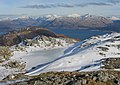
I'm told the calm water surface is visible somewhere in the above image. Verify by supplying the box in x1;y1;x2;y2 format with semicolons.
51;29;111;40
0;28;111;40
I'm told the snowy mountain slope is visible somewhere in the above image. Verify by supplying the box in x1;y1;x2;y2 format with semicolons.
0;36;76;81
25;32;120;76
11;36;76;69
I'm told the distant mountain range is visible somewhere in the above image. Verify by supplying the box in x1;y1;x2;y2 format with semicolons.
0;14;120;32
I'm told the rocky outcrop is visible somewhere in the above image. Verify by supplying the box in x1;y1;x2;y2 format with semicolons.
102;58;120;69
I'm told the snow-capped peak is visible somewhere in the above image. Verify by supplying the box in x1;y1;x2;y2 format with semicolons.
111;16;120;20
18;15;30;20
45;14;60;18
45;14;61;20
68;14;81;17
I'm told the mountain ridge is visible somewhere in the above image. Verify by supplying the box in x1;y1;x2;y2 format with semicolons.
0;14;120;32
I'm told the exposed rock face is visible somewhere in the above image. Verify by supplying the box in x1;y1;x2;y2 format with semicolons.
0;27;58;46
102;58;120;69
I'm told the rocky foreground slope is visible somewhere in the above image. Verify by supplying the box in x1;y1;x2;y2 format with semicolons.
1;58;120;85
2;58;120;85
4;70;120;85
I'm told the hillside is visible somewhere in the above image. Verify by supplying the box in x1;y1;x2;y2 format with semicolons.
0;27;71;46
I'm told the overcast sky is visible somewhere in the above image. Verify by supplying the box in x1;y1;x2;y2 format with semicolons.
0;0;120;16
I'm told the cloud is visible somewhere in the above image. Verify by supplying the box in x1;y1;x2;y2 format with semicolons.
21;4;76;9
88;3;112;6
22;4;53;9
21;2;112;9
107;0;120;4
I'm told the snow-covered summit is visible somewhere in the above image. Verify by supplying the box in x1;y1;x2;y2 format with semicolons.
26;32;120;76
111;16;120;20
44;14;61;20
17;15;31;20
81;14;104;20
19;15;29;19
68;14;81;17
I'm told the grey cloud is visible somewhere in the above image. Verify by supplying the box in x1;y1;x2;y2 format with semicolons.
57;4;74;8
21;2;112;9
22;4;54;8
21;4;75;9
108;0;120;4
88;3;112;6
